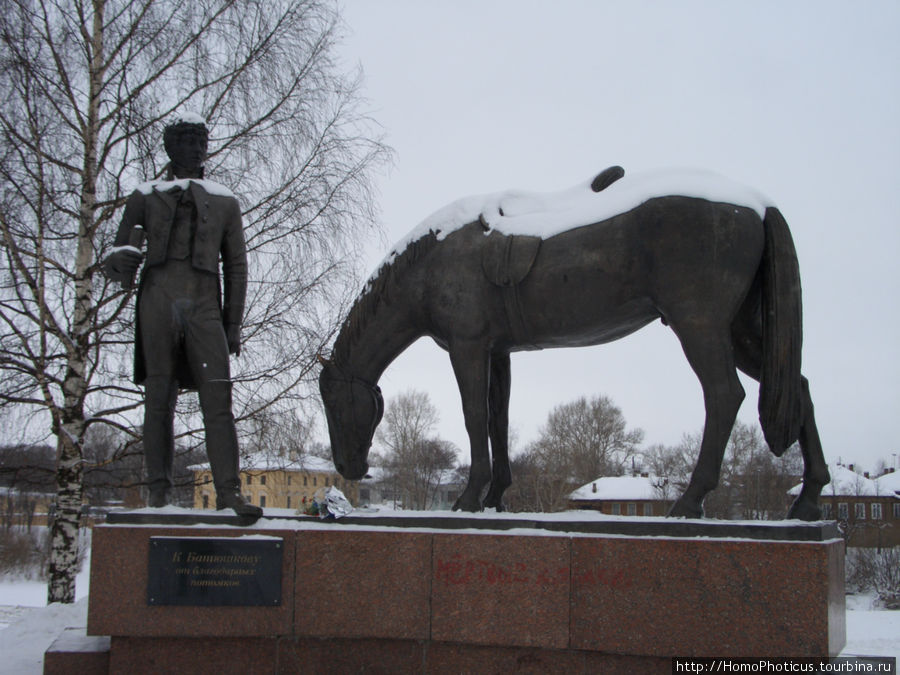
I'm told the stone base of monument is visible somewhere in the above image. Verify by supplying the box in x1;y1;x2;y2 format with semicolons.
43;628;110;675
48;510;845;674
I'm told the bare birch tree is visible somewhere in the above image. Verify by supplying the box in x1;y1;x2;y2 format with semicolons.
0;0;389;602
501;395;643;512
651;422;802;519
376;390;458;510
529;395;644;487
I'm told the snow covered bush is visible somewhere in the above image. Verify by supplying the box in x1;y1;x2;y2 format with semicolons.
0;527;88;582
846;547;900;609
0;529;47;580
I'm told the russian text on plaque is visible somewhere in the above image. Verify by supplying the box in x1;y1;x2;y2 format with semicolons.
147;536;283;606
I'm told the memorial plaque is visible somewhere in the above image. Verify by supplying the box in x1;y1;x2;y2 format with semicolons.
147;536;283;606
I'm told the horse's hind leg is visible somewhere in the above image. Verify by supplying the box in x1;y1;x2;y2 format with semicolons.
787;378;829;520
484;353;512;510
668;325;745;518
731;309;830;520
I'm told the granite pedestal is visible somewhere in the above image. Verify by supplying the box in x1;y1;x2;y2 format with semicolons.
49;511;845;674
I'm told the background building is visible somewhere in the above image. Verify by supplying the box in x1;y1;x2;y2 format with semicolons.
789;464;899;548
357;466;464;511
190;454;358;511
567;474;673;516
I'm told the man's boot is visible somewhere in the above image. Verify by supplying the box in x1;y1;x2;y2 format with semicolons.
148;488;170;508
216;489;262;518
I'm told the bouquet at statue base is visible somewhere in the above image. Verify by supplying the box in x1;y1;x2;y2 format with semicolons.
301;486;353;519
322;486;353;518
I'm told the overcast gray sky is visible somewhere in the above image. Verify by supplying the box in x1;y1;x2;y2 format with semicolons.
335;0;900;473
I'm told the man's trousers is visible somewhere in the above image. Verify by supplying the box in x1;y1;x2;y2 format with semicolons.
138;261;240;496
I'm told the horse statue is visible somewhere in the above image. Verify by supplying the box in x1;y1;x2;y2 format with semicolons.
319;166;830;520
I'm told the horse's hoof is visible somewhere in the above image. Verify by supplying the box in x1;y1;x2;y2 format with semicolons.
452;496;481;513
667;498;703;519
787;499;822;521
483;499;505;512
482;492;506;512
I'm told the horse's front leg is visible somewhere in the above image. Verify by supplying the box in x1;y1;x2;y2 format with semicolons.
448;340;492;512
483;352;512;511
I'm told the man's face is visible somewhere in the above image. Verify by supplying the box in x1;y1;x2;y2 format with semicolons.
168;129;208;174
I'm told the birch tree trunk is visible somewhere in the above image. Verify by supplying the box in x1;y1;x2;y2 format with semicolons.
45;0;106;604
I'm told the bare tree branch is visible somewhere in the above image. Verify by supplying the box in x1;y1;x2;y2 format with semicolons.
0;0;391;602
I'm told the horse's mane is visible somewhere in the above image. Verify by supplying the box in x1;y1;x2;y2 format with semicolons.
331;231;442;366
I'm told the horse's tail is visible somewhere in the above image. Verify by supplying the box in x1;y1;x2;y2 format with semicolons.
758;206;803;456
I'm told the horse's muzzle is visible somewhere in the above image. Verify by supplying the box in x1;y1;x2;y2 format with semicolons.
336;459;369;481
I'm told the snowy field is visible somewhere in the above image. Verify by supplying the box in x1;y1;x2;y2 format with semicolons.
0;552;896;674
0;557;91;675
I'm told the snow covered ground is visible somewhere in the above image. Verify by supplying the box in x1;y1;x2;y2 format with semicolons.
0;559;91;675
844;593;900;662
0;551;895;674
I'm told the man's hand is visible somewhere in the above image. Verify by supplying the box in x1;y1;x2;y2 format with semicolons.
226;323;241;357
103;248;143;287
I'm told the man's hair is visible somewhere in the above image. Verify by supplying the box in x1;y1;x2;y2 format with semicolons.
162;120;209;160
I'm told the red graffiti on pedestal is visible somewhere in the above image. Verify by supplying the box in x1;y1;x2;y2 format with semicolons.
435;554;631;589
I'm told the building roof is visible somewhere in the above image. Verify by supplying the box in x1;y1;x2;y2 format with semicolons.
568;475;668;502
787;463;890;498
875;469;900;495
360;466;464;487
189;453;337;474
360;466;387;483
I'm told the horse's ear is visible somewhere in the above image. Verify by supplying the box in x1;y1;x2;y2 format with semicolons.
591;165;625;193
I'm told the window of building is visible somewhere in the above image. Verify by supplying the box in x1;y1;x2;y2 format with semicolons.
611;503;621;515
821;503;832;519
287;496;291;508
260;475;266;486
854;503;866;520
303;476;308;487
313;476;317;487
325;477;330;487
627;503;637;516
202;494;209;509
838;503;848;520
871;503;882;520
260;495;266;508
894;503;900;519
288;475;292;486
643;503;653;516
247;475;252;485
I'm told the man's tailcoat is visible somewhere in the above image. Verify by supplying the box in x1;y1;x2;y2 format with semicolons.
112;179;247;388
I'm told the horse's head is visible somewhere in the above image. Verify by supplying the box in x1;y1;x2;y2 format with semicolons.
319;361;383;481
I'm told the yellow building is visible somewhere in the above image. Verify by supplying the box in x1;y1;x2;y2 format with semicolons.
190;455;358;511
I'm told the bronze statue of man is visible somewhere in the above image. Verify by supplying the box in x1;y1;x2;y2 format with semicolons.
105;113;261;517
